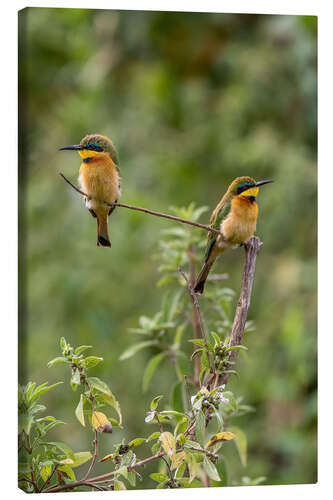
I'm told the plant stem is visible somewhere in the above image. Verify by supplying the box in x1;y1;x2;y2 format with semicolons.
220;237;262;386
179;268;214;376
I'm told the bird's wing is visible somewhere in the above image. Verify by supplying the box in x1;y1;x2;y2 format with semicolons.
204;200;231;261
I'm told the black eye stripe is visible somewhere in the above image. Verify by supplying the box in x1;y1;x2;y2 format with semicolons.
85;143;103;152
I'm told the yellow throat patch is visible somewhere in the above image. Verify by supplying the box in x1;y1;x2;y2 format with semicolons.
241;186;259;197
78;149;101;159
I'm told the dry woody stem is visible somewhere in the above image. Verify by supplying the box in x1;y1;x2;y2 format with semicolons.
220;236;262;385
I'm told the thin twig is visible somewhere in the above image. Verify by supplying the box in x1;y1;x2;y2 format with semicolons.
178;268;214;376
83;430;98;480
60;173;222;236
220;236;262;386
161;455;176;486
188;247;201;387
39;464;58;492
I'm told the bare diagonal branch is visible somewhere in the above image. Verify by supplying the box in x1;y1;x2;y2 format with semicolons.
60;173;222;236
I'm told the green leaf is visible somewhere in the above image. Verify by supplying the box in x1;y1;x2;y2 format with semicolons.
60;337;67;351
191;348;205;360
146;431;160;442
127;471;136;487
210;332;221;346
70;370;80;390
150;395;163;410
171;381;184;413
119;340;158;361
84;356;103;368
229;426;247;467
29;382;63;404
75;394;85;427
226;345;248;352
195;410;205;447
188;339;206;347
48;442;75;460
74;345;92;355
211;455;228;487
114;479;126;490
150;473;169;483
57;465;76;481
203;456;221;481
69;451;92;468
97;390;122;426
128;438;145;448
160;410;187;419
18;415;34;435
47;357;68;367
87;377;111;395
40;465;52;482
143;353;167;392
177;478;205;488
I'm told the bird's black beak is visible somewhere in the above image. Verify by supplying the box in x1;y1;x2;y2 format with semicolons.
255;179;274;187
59;144;83;151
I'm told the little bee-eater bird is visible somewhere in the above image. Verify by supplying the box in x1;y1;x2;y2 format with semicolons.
60;134;121;247
193;176;273;294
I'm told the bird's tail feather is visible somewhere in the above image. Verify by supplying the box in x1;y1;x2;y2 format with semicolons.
97;215;111;248
193;260;215;294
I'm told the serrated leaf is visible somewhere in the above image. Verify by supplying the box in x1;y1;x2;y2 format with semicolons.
143;353;167;392
205;431;236;448
195;410;205;447
75;394;85;427
203;456;220;481
119;340;158;361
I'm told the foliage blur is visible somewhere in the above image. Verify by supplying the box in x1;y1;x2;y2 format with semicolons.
19;8;317;487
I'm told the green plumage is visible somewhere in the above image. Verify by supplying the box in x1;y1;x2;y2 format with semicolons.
204;201;231;262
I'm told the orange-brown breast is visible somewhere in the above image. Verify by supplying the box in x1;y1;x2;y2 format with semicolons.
221;196;258;245
78;153;120;204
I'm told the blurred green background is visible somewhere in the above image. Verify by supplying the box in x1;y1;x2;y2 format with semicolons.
18;8;317;487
